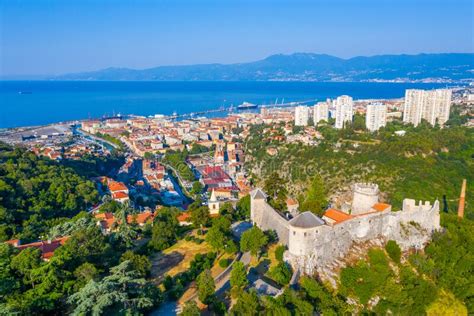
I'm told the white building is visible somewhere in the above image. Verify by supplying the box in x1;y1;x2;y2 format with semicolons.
334;95;353;129
294;106;309;126
313;102;329;125
366;102;387;132
403;89;452;127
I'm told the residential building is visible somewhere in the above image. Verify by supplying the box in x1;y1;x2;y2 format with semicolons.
313;102;329;125
294;106;309;126
335;95;353;129
403;89;452;127
365;102;387;132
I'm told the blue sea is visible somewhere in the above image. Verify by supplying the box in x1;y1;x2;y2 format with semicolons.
0;81;449;128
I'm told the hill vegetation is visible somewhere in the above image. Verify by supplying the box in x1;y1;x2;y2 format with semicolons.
0;143;99;241
244;118;473;217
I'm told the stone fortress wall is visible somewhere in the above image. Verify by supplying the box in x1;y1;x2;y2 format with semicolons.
250;184;441;275
250;190;290;245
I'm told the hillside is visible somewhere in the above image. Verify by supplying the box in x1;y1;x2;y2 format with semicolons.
243;117;473;216
53;53;474;82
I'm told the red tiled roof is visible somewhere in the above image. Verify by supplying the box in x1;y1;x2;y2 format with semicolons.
127;211;155;224
372;203;391;212
177;212;191;222
112;191;129;200
324;208;353;224
108;181;128;192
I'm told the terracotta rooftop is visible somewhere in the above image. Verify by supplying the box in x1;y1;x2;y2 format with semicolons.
372;203;391;212
108;181;128;192
324;208;353;224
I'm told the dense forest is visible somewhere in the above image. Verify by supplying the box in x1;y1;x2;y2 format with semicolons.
0;143;99;241
244;118;473;217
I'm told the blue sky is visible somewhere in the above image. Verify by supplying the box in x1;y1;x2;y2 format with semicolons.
1;0;473;75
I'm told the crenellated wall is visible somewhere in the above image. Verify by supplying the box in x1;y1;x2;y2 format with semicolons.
251;188;441;275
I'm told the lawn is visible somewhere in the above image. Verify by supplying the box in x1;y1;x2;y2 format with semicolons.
150;236;211;283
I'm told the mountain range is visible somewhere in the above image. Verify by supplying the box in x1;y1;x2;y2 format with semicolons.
53;53;474;82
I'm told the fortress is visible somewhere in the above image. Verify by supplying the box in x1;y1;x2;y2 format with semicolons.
250;183;441;275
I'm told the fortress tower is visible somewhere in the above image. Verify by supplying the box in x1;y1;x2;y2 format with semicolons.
288;212;324;256
351;183;379;215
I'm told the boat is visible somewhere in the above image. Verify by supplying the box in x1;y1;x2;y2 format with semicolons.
237;102;258;110
18;91;32;95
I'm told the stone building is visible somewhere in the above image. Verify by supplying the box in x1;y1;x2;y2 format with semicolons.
250;183;440;274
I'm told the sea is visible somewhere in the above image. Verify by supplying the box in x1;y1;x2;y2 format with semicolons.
0;81;451;129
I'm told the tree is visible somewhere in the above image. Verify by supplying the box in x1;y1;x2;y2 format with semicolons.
300;276;349;314
150;208;179;250
181;300;201;316
196;269;215;305
300;174;328;216
190;205;210;233
73;262;99;290
268;262;292;286
10;247;42;287
68;260;160;315
120;250;151;277
264;173;287;211
236;194;251;220
230;261;248;297
385;240;401;263
231;290;261;315
240;226;268;257
0;244;19;298
112;202;139;249
191;181;203;195
205;217;232;253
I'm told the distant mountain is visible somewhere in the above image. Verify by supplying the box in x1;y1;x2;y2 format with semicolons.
53;53;474;82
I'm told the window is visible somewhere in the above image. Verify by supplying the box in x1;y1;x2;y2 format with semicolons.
293;231;296;236
304;232;307;237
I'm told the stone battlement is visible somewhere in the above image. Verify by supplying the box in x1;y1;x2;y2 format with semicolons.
250;185;440;275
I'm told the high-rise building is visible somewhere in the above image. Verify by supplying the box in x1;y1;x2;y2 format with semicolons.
365;102;387;132
403;89;452;127
294;106;309;126
335;95;353;129
313;102;329;125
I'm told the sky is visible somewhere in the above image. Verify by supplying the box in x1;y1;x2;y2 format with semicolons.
1;0;473;76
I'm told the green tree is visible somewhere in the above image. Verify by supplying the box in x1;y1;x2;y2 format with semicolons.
230;261;248;297
196;269;215;305
300;174;328;216
73;262;99;290
10;247;42;288
264;173;287;211
68;260;160;315
190;204;210;233
150;208;179;250
181;300;201;316
120;250;151;277
231;289;261;315
191;181;203;195
240;226;268;257
205;217;232;253
236;194;251;220
268;262;292;286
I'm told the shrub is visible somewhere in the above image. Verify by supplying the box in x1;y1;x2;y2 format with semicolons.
275;245;286;262
385;240;402;263
268;262;292;286
219;258;231;268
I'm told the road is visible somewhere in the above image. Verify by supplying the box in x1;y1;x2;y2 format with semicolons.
152;252;251;315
